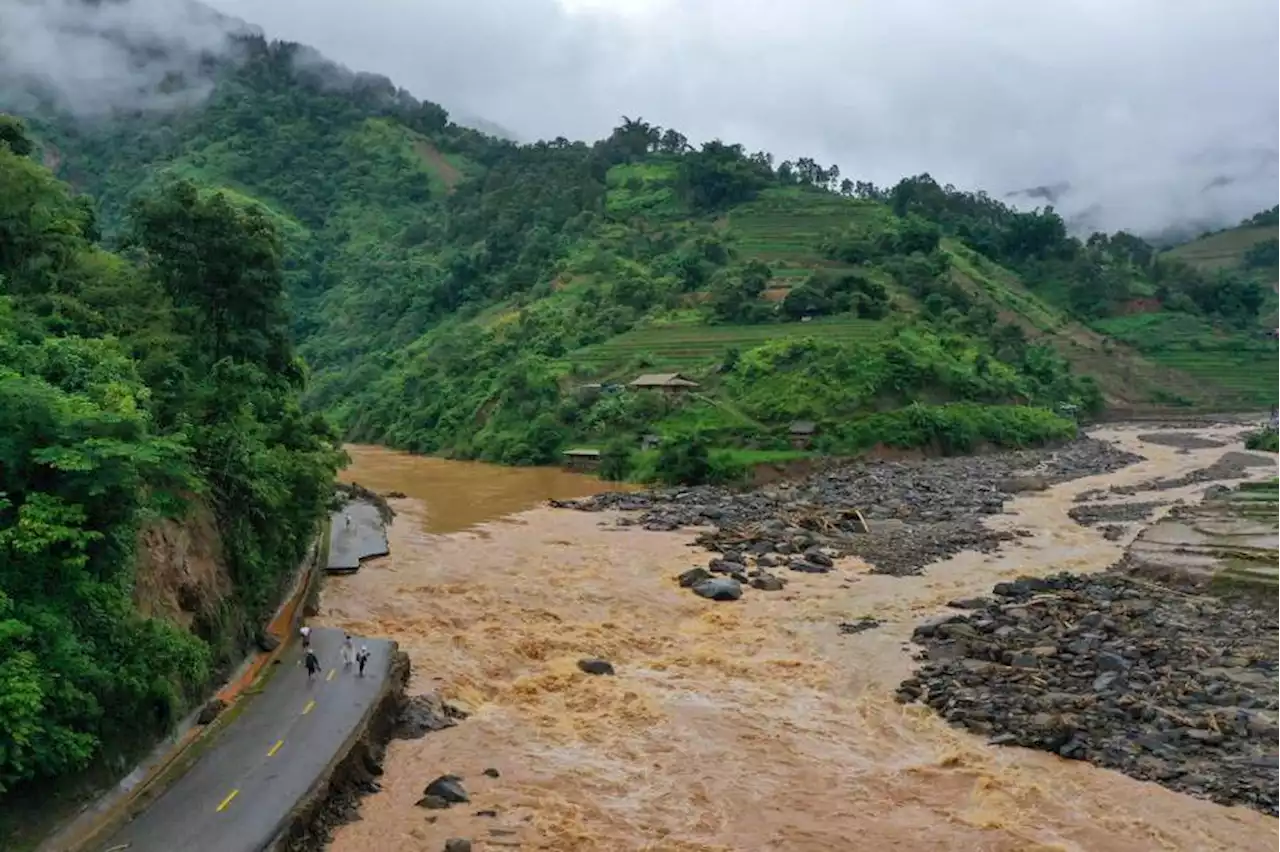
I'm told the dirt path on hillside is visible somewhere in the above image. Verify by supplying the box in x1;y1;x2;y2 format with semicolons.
413;140;462;191
317;428;1277;851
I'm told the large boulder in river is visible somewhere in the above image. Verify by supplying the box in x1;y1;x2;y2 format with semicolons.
577;658;615;676
750;573;786;591
422;774;468;805
691;578;743;601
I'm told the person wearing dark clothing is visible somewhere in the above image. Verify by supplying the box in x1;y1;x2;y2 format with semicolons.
304;649;321;680
356;646;370;677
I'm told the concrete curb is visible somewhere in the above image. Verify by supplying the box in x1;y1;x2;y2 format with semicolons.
42;527;328;852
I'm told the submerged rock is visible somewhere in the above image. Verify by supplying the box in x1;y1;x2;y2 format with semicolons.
422;774;469;805
416;795;451;810
691;578;743;601
750;573;786;591
577;658;615;676
396;693;467;740
677;567;712;588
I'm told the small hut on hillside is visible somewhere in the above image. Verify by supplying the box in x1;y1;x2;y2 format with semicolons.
788;420;818;450
628;373;700;395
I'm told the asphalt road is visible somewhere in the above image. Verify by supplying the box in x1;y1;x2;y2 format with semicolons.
328;501;389;572
101;628;392;852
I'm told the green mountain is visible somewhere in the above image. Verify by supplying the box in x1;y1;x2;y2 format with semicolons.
2;6;1276;840
1085;208;1279;407
5;26;1277;480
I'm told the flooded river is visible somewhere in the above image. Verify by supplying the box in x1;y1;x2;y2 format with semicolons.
320;430;1278;851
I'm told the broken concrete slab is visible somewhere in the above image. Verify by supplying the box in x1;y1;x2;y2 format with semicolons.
328;500;390;574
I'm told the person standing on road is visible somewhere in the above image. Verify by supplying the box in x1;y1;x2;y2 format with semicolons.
356;646;370;677
341;634;355;669
304;648;321;681
300;624;312;649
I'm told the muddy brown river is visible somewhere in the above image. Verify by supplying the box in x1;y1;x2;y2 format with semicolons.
320;430;1278;851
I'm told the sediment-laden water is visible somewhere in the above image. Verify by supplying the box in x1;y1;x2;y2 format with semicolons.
318;427;1278;851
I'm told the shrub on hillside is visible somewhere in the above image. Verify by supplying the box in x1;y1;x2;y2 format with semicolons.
1242;238;1278;271
826;403;1076;456
819;214;940;265
599;439;635;481
1244;428;1278;453
653;434;713;485
707;260;773;324
780;270;890;320
645;434;758;486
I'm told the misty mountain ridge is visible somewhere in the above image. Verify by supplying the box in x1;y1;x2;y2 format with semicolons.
1005;139;1280;243
2;0;1274;239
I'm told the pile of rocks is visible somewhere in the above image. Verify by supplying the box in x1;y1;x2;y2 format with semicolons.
1067;500;1167;527
673;543;837;601
1135;432;1228;450
898;572;1279;815
556;439;1143;576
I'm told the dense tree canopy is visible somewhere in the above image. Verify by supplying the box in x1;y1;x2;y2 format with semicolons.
0;118;340;801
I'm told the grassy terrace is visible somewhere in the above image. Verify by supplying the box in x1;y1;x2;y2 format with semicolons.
1145;350;1278;406
1164;224;1279;271
727;188;884;290
563;314;888;373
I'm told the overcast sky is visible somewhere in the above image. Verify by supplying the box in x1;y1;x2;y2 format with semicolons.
6;0;1278;234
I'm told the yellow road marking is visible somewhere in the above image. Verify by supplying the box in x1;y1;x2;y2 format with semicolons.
326;668;336;682
302;699;316;715
267;739;284;757
216;789;239;812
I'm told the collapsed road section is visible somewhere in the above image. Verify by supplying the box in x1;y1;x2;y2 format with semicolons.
327;483;393;574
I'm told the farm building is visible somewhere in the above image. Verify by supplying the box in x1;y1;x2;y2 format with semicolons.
628;373;700;394
562;449;602;472
788;420;818;449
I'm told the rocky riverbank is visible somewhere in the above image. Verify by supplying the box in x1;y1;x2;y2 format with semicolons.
898;571;1278;816
555;438;1144;578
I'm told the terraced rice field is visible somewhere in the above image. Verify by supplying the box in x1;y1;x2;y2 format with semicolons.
564;315;888;372
1164;224;1278;271
727;189;886;292
1146;348;1279;406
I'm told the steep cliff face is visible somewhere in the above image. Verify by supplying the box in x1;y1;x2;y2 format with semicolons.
133;502;232;632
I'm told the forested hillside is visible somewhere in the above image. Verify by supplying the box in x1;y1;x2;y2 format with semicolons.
1087;206;1280;405
0;116;340;828
6;27;1277;482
